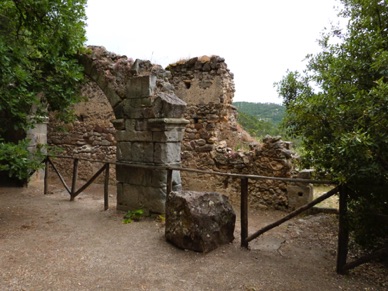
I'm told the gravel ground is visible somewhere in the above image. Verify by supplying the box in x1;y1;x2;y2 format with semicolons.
0;180;386;291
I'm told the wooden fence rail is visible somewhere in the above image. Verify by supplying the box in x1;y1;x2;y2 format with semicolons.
43;155;381;274
244;186;339;245
44;156;110;210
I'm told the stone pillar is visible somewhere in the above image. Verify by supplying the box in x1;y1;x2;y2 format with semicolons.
115;75;188;214
26;116;49;182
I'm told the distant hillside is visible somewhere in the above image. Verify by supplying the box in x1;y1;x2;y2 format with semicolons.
233;102;285;124
232;102;286;138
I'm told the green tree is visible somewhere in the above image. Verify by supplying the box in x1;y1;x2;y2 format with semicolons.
0;0;87;180
235;110;285;139
276;0;387;250
233;102;286;124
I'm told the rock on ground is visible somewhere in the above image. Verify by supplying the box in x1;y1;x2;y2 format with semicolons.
165;190;235;252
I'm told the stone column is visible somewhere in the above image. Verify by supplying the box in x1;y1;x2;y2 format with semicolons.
26;116;49;182
115;75;188;214
116;118;188;214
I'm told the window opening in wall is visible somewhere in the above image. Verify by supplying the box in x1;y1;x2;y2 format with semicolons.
183;80;191;89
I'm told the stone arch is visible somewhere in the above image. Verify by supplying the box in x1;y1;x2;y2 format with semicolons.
79;46;188;214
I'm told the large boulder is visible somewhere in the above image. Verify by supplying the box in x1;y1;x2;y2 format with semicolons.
165;190;236;252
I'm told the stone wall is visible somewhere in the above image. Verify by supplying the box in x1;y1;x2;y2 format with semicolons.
47;49;300;212
167;56;243;149
49;46;188;214
167;56;296;210
27;117;49;183
48;80;117;184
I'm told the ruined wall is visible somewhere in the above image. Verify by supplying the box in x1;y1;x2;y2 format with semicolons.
167;56;243;149
48;80;117;183
48;46;188;214
167;56;296;210
48;49;300;211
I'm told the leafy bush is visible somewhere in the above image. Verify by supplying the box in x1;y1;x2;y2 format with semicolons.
0;0;87;180
123;209;145;224
347;183;388;250
276;0;388;251
0;140;45;181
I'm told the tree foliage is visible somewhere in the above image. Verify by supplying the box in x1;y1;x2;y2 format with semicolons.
233;102;287;138
276;0;388;249
233;102;286;124
0;0;87;180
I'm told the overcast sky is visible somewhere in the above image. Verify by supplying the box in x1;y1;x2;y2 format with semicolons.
85;0;343;104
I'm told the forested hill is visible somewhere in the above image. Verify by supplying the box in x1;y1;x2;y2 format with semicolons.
233;102;285;124
231;102;286;138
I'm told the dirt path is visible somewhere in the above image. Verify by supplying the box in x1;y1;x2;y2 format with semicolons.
0;181;386;291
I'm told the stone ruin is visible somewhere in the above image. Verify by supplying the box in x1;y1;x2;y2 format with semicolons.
50;46;188;214
166;57;298;209
47;46;310;214
48;80;117;183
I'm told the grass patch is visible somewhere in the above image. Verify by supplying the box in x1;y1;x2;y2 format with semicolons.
313;185;339;209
